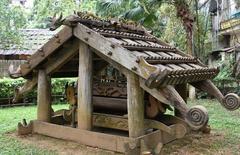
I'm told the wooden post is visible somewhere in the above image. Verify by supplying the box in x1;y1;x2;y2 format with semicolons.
127;72;144;138
189;85;196;100
37;70;51;122
78;41;93;130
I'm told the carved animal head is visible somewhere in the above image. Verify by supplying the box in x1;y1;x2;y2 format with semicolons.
49;13;63;31
65;82;77;105
8;64;22;79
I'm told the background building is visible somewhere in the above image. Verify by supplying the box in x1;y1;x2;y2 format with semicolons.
0;29;55;77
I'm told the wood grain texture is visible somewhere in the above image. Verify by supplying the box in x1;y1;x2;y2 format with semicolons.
175;84;188;118
73;23;154;80
127;71;144;138
32;120;130;153
161;85;189;117
139;78;169;105
77;41;93;130
45;38;79;74
21;26;73;76
190;80;224;103
37;70;51;122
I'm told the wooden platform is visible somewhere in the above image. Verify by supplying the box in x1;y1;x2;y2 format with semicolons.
18;120;188;154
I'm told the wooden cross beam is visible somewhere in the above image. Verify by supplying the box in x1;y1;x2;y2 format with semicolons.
20;26;73;77
12;38;80;103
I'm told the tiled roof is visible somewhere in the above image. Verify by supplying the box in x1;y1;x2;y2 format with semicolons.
0;29;56;60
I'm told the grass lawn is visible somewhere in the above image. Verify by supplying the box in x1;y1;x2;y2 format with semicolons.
0;104;67;155
0;100;240;154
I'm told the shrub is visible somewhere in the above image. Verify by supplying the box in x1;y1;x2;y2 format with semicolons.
0;77;77;100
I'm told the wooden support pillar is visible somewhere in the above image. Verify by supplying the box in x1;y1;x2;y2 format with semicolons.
37;70;51;122
127;72;144;138
78;41;93;130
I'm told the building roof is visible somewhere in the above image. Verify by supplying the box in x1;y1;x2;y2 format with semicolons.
0;29;56;60
10;15;219;88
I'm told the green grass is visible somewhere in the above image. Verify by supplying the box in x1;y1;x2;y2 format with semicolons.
191;99;240;139
0;104;67;155
186;99;240;153
0;100;240;154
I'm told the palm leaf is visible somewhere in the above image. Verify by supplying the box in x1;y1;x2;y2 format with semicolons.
123;5;144;20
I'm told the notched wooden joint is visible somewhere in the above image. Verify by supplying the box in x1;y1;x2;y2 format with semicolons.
26;64;31;69
38;48;44;57
111;44;115;48
56;39;61;43
84;37;89;41
17;119;33;135
136;58;140;63
87;31;91;35
132;66;137;71
107;51;113;56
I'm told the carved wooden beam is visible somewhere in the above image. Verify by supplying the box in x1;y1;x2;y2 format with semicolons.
8;64;22;79
191;80;240;111
161;85;209;130
139;78;169;104
16;26;72;78
44;38;79;74
73;23;156;80
54;111;187;139
13;38;80;103
13;76;38;103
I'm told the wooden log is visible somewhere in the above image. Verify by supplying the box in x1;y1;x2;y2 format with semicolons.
73;23;157;80
191;80;224;103
32;120;131;153
37;70;51;122
21;26;73;77
175;84;188;118
78;41;93;130
44;38;80;74
161;86;209;130
31;120;174;153
139;78;169;105
161;86;188;117
191;80;240;111
127;72;144;138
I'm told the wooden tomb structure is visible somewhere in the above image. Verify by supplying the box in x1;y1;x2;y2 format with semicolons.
10;14;240;154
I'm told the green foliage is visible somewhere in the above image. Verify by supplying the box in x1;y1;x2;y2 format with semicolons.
95;0;211;55
157;4;187;50
0;0;27;48
51;78;77;95
214;58;235;82
0;78;76;99
28;0;80;28
28;0;98;28
96;0;161;28
212;57;239;95
0;78;25;98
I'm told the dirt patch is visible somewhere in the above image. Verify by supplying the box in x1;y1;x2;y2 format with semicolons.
8;132;122;155
6;130;240;155
163;130;240;155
